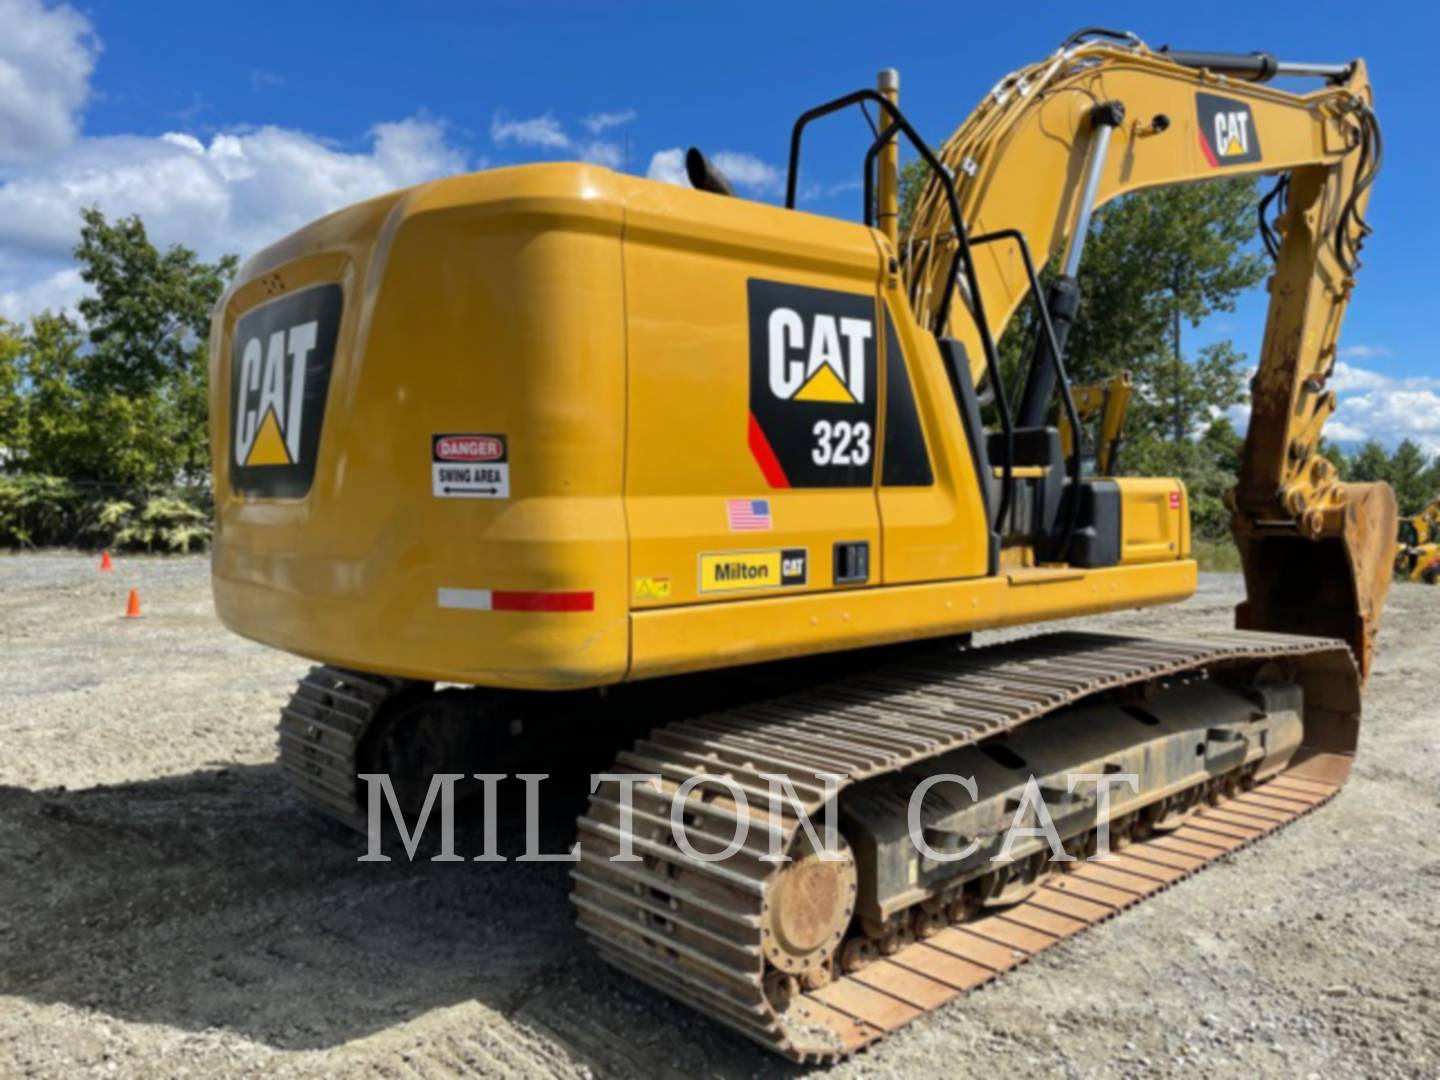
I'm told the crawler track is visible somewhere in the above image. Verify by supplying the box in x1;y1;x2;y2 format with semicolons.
570;629;1359;1063
276;665;403;832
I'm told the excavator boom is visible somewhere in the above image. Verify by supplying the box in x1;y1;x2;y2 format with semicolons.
902;31;1394;676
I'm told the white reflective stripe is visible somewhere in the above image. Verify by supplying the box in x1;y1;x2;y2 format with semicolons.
437;587;493;611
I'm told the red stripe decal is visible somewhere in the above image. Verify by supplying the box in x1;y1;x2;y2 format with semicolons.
1197;129;1219;168
747;412;790;489
491;590;595;613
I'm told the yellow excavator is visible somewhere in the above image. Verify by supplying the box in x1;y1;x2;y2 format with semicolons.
1396;499;1440;582
1058;372;1133;475
209;28;1394;1062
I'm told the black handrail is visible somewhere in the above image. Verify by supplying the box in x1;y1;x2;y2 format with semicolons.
786;87;1014;531
969;229;1084;561
785;90;975;342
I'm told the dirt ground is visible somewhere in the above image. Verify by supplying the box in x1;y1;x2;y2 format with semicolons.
1;552;1436;1078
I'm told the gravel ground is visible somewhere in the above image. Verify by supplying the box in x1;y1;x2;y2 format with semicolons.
0;552;1436;1078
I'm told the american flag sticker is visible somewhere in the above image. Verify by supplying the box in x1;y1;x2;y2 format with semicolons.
726;498;772;532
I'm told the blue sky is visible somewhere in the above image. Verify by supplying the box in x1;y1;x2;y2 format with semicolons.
2;0;1437;450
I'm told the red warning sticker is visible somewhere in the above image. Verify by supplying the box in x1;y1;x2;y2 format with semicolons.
433;433;509;498
435;434;505;462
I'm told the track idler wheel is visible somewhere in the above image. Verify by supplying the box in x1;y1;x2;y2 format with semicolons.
759;835;857;982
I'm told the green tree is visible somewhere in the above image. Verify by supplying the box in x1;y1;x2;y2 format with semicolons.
19;313;86;475
1387;439;1430;515
0;207;238;549
1200;415;1244;475
0;318;24;456
1318;438;1350;479
1420;453;1440;505
898;158;927;235
73;207;237;480
1348;440;1391;484
1064;180;1267;441
1167;342;1248;449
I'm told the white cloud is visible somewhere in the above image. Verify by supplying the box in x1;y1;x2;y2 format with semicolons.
646;147;783;196
250;68;286;92
489;111;628;170
0;0;99;167
1324;418;1369;443
0;265;84;321
0;119;467;264
0;2;474;324
580;141;623;169
646;148;689;187
1329;361;1438;395
168;91;213;124
1224;360;1440;458
490;111;569;150
710;151;781;195
0;119;469;318
1329;361;1393;394
584;109;635;135
1331;385;1440;458
1339;343;1390;360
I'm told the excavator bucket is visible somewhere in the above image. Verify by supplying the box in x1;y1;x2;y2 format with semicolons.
1234;481;1398;683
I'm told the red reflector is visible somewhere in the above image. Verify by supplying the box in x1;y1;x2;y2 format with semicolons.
491;590;595;613
1169;490;1181;509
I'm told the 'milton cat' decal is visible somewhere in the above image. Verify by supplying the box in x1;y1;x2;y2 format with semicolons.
1196;93;1262;167
230;284;342;497
747;279;877;488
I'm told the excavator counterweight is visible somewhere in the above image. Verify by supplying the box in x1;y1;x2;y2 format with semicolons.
210;28;1393;1062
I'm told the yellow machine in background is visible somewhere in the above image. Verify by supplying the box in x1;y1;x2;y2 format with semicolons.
1396;499;1440;582
209;28;1394;1062
1058;372;1133;476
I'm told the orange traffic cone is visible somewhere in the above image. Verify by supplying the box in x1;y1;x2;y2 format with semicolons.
99;550;114;572
125;589;142;619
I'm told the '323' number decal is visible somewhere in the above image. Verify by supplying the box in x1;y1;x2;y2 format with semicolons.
811;419;872;467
